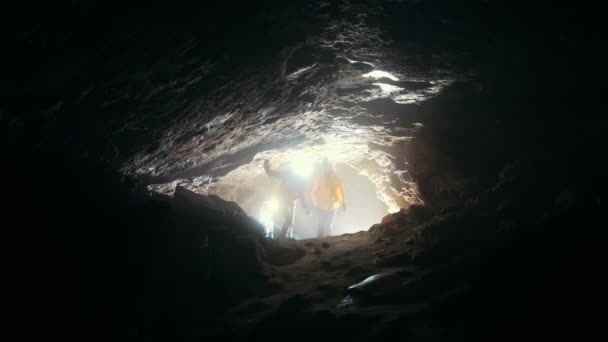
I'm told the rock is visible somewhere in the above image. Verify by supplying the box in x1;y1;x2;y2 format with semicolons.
361;97;420;118
317;283;339;295
373;78;433;91
168;186;276;304
400;80;433;91
333;42;348;49
171;185;264;237
285;46;315;75
337;294;355;309
173;185;247;217
321;242;330;248
260;240;306;266
381;213;396;225
336;56;351;65
278;294;310;313
408;249;427;265
317;49;336;64
407;204;429;221
351;61;374;71
337;84;376;96
344;266;367;279
376;250;412;267
320;261;331;271
346;272;408;299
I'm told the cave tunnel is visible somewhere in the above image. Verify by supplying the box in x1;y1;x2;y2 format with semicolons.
3;1;603;341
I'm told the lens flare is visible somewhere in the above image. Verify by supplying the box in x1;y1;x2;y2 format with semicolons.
259;198;279;238
291;157;314;178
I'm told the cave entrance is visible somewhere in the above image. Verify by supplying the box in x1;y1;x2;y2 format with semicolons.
200;158;390;239
147;137;421;238
255;163;389;239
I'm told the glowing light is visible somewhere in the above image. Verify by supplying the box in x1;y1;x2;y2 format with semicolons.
372;83;403;94
291;157;314;178
362;70;399;81
259;199;279;238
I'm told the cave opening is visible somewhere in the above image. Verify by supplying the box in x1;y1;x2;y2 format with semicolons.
235;160;388;239
148;141;416;238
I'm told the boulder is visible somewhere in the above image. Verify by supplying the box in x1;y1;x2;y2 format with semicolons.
173;185;247;217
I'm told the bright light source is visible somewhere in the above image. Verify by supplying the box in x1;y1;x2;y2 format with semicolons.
291;157;314;178
362;70;399;81
259;199;279;238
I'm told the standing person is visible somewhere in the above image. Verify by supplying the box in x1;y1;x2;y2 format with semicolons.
263;159;310;239
311;158;346;237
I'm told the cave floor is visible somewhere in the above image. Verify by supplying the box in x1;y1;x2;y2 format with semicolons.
216;223;430;338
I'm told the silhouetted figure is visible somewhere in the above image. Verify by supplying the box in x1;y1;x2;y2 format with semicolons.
263;159;309;239
311;158;346;237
